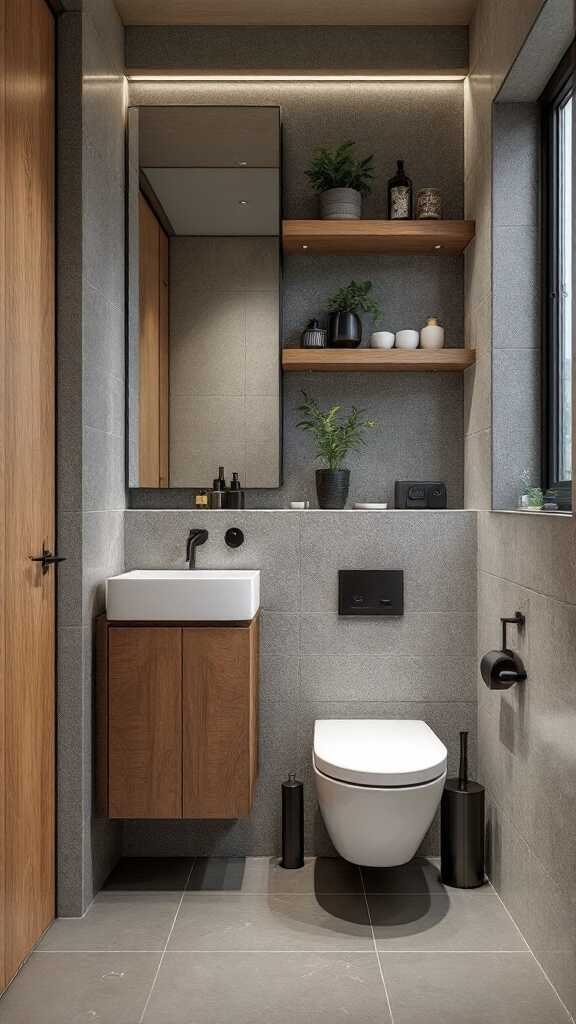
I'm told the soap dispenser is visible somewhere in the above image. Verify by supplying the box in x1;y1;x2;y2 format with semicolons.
210;466;228;509
228;471;245;509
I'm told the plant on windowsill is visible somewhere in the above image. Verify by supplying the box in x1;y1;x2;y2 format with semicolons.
326;279;382;348
519;469;545;510
297;391;376;509
306;140;375;220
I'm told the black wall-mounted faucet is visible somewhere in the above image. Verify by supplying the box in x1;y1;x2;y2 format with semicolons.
186;528;208;569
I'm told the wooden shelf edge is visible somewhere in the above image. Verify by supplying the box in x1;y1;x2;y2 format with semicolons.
282;219;475;254
282;348;476;372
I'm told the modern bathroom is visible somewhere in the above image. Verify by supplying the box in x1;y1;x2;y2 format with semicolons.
0;0;575;1021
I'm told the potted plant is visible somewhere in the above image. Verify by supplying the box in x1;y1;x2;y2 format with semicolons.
519;469;544;510
326;280;382;347
306;140;375;220
297;392;376;508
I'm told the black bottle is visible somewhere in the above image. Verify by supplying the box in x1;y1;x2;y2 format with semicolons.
228;472;245;509
210;466;228;509
388;159;413;220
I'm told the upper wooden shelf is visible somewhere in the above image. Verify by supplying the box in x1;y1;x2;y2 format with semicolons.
282;219;475;255
282;348;475;373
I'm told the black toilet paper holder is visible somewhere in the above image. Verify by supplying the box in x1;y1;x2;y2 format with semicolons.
501;611;526;652
480;611;527;690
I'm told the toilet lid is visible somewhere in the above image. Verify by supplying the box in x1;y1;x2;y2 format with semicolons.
313;719;447;787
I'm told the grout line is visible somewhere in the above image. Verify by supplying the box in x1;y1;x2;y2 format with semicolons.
490;888;575;1023
359;868;395;1024
137;860;196;1024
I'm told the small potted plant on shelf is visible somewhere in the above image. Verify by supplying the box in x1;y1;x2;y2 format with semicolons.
306;140;375;220
297;391;376;509
519;469;545;511
326;280;381;347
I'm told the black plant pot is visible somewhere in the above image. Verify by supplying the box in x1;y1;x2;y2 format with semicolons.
327;311;362;348
316;469;351;509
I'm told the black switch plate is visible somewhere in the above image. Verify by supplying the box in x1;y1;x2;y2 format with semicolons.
338;570;404;616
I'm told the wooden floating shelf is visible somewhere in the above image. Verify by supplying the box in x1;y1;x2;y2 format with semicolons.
282;348;476;373
282;219;475;255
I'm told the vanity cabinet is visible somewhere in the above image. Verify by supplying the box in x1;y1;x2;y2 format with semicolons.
97;617;259;820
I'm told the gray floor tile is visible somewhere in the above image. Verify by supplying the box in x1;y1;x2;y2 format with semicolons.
168;894;373;951
104;858;194;892
38;892;181;952
0;952;160;1024
187;857;362;894
380;952;572;1023
369;892;527;951
362;857;491;895
142;952;391;1024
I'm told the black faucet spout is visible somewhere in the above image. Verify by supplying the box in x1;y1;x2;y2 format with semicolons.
186;528;209;569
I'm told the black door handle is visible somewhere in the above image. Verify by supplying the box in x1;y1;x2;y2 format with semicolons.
30;543;67;575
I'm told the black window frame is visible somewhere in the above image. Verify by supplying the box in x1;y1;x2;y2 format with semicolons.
541;42;575;511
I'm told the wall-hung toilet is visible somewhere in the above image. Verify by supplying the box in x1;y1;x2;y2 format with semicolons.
314;719;448;867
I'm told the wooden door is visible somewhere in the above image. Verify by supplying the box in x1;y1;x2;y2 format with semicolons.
182;623;259;819
108;628;182;818
1;0;55;986
138;193;169;487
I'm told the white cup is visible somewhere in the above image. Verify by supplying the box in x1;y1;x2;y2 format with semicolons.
395;329;420;350
370;331;395;349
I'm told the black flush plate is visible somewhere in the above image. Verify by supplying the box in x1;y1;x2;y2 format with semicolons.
338;570;404;616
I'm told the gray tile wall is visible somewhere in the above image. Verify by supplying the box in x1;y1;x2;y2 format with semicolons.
467;1;576;1016
121;509;477;858
57;0;126;916
169;237;280;488
127;75;466;508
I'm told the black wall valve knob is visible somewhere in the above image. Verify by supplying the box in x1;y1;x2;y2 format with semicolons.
225;527;244;549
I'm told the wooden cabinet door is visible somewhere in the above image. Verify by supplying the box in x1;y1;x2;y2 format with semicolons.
1;0;55;987
182;622;258;819
108;628;182;818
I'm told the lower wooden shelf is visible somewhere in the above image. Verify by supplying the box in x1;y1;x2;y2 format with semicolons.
282;348;476;372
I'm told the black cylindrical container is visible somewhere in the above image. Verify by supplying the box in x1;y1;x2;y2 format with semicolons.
281;773;304;869
327;311;362;348
315;468;350;509
441;732;485;888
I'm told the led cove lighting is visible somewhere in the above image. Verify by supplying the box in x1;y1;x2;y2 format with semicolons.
127;72;466;83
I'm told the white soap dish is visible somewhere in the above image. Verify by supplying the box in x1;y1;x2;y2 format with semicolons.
353;502;388;510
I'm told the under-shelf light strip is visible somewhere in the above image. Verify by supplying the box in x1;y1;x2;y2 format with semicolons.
127;72;466;82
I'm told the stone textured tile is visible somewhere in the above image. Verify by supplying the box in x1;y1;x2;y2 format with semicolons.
38;892;180;952
260;611;300;656
380;952;571;1023
83;428;126;512
245;291;280;397
0;952;160;1024
300;613;476;658
493;103;540;229
168;894;372;951
477;511;576;604
300;654;476;702
142;952;391;1024
186;857;362;895
260;654;300;704
299;512;477;614
493;227;540;351
370;892;525;951
464;351;491;436
492;349;540;510
464;429;492;509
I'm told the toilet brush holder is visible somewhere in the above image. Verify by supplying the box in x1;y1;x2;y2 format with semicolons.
281;773;304;869
441;732;485;888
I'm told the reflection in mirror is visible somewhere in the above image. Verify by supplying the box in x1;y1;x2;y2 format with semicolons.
128;106;281;490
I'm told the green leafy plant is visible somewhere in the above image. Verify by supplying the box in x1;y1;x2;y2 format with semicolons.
327;280;382;323
297;392;376;470
305;141;375;195
527;486;544;508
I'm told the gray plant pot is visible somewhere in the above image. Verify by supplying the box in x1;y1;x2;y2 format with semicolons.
316;469;351;509
320;188;362;220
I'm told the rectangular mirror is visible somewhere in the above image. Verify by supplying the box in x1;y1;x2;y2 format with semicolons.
127;106;281;489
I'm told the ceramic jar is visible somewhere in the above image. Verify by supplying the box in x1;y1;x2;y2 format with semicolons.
416;188;442;220
420;317;445;349
395;329;420;350
370;330;395;349
320;188;362;220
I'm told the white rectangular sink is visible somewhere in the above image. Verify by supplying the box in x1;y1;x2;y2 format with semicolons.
106;569;260;622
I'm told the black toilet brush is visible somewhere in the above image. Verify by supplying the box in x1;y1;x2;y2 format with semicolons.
441;731;485;888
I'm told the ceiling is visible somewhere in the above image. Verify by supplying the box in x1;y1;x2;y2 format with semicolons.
116;0;476;27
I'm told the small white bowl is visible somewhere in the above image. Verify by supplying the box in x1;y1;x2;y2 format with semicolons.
289;500;310;509
370;331;395;349
395;330;420;350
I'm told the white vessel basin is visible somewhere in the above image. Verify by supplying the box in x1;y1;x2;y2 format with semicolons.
106;569;260;622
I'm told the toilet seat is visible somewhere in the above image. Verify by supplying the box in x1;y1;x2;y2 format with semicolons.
313;719;447;788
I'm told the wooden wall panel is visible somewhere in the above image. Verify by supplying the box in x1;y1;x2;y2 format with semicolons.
108;628;182;818
3;0;55;984
182;622;258;819
138;192;161;486
158;227;169;486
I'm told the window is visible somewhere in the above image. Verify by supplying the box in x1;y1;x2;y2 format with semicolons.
542;44;574;509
